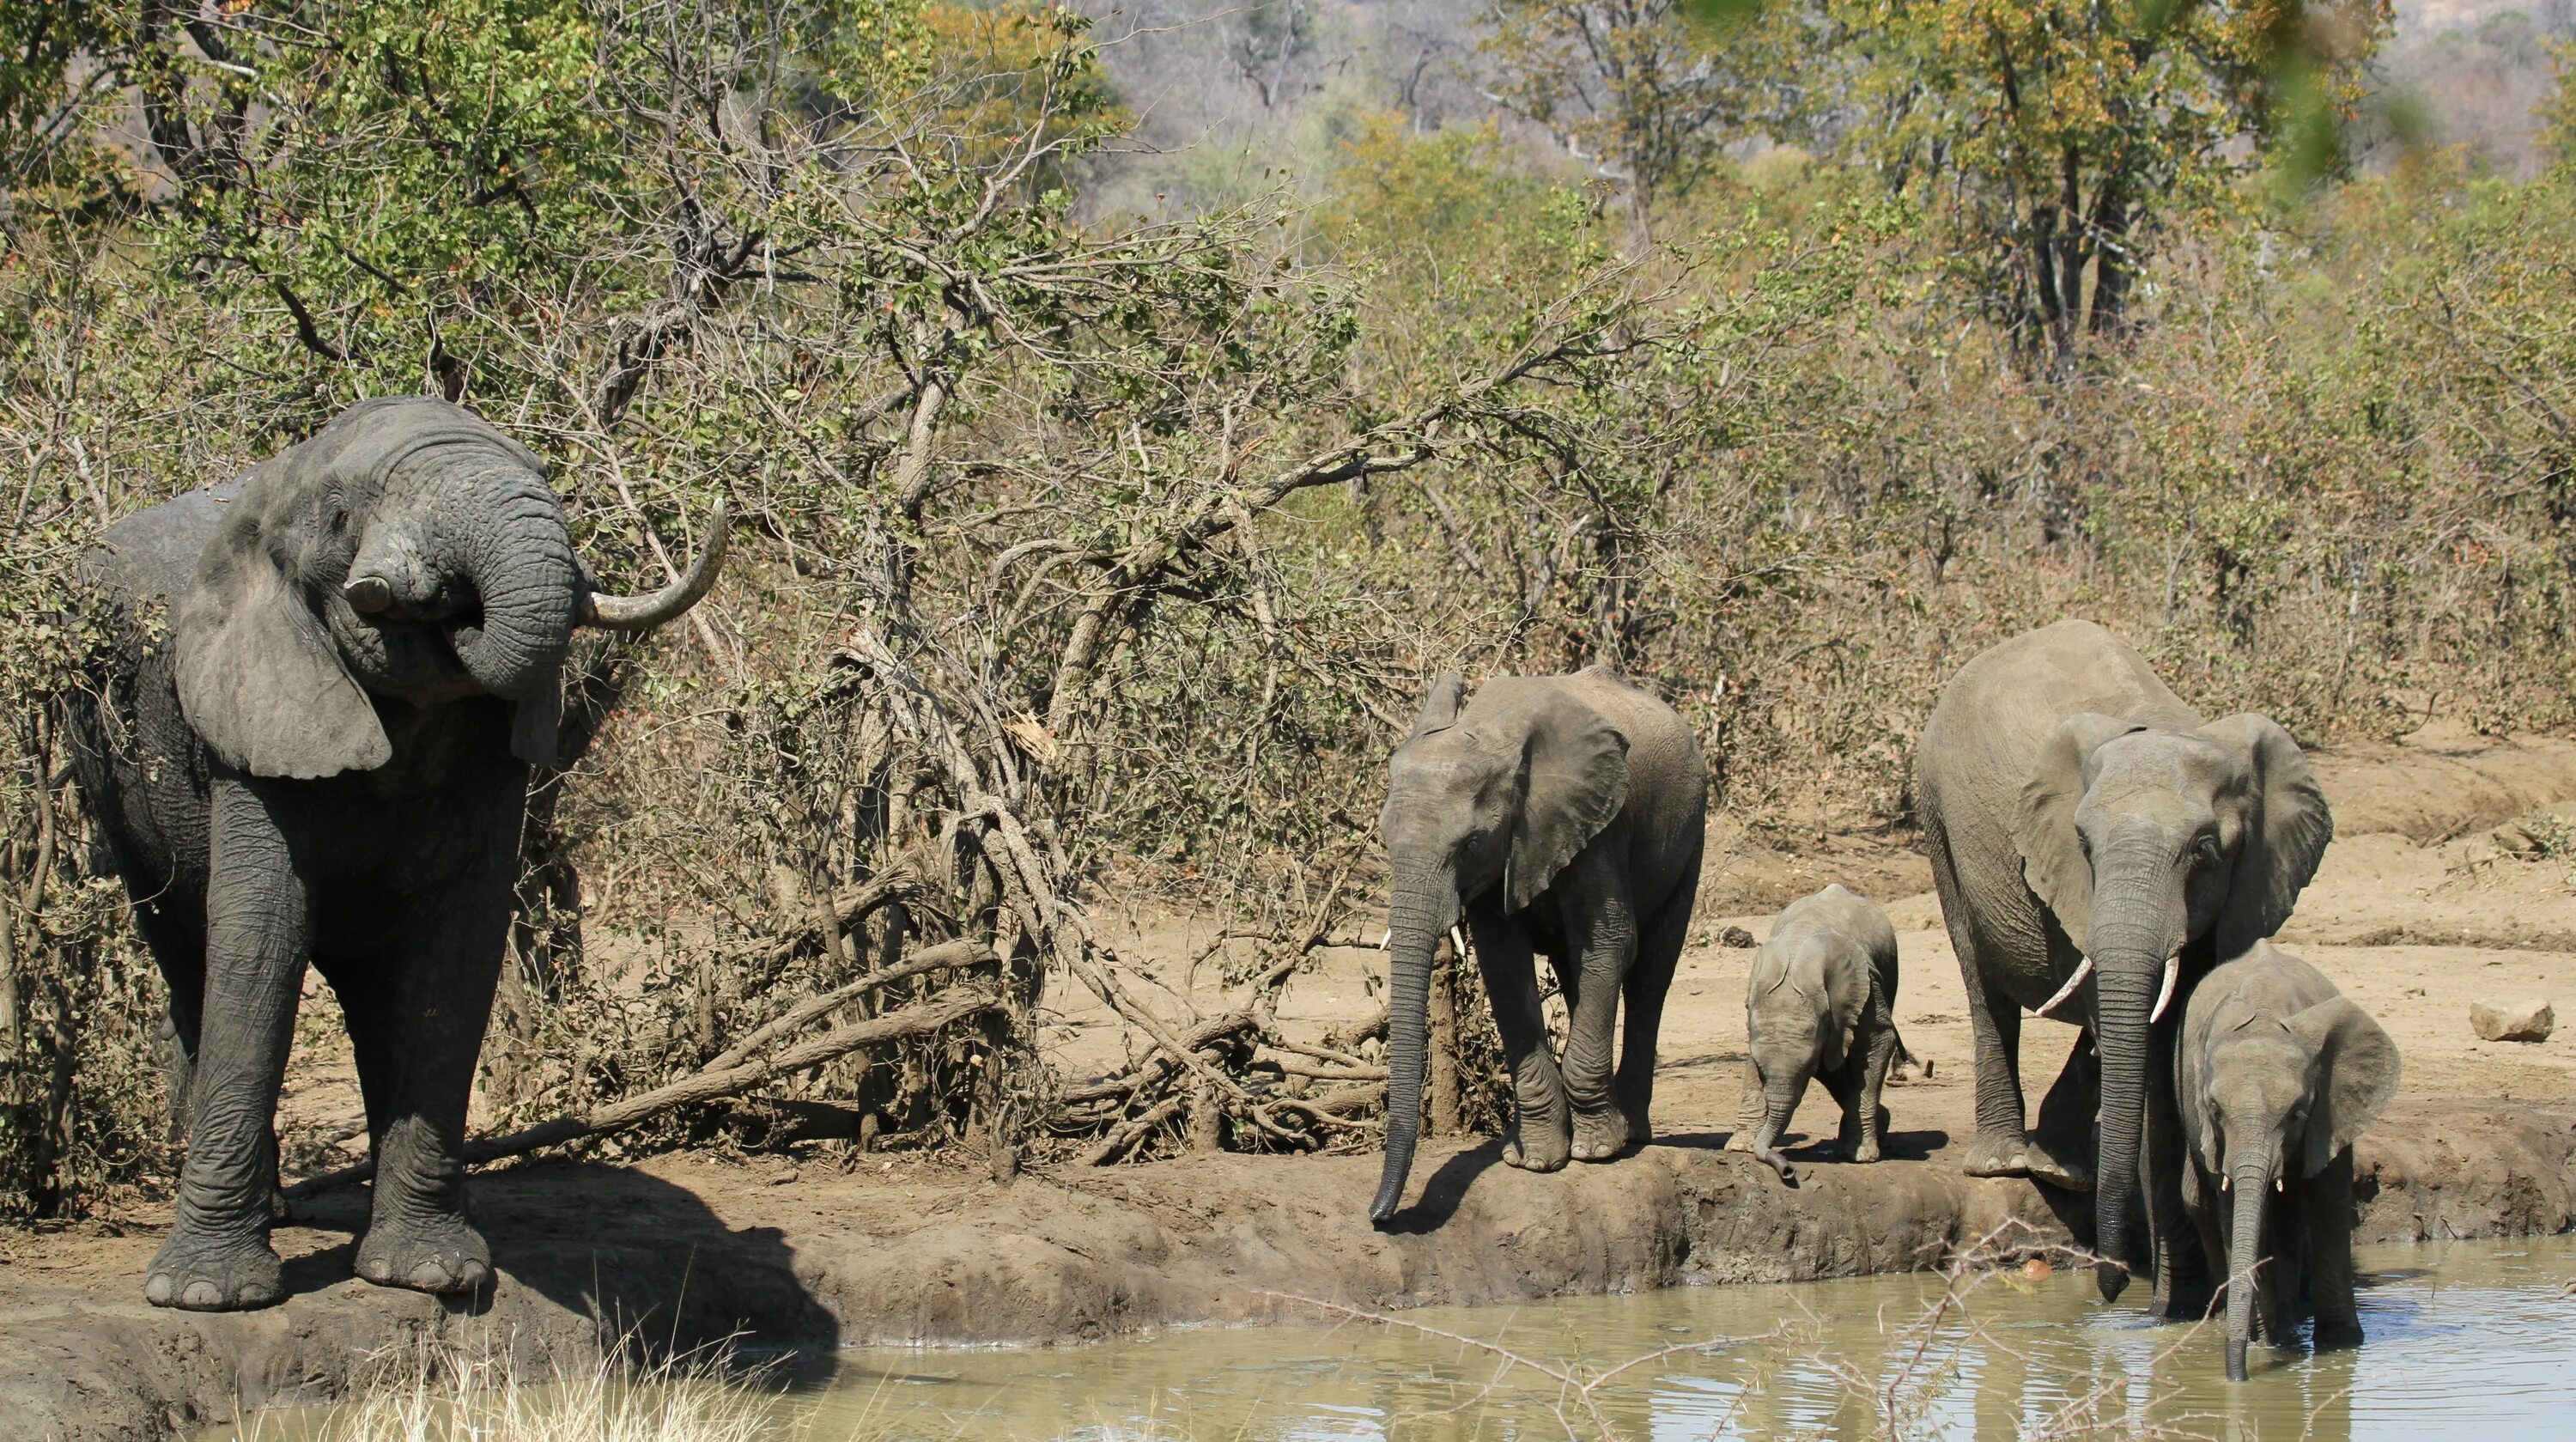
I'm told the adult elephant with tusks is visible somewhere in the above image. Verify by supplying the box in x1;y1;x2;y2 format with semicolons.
64;396;726;1311
1916;620;2331;1311
1369;666;1705;1226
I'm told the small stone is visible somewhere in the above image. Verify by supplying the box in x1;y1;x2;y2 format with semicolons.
1718;926;1756;949
2471;998;2555;1043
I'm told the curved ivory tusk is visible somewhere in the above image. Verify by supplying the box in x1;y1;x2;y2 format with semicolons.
2149;952;2181;1024
579;499;729;630
1449;926;1471;959
2033;957;2093;1017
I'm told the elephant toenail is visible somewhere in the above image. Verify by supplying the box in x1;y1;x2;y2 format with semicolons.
410;1261;454;1290
144;1274;175;1305
181;1281;222;1308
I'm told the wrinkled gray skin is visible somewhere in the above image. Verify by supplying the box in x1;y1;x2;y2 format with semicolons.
64;397;723;1312
1370;667;1706;1225
1723;884;1899;1184
1917;620;2332;1306
2179;942;2397;1382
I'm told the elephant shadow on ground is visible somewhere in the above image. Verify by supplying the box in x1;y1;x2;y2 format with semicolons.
284;1159;838;1354
1374;1140;1513;1234
1650;1127;1953;1165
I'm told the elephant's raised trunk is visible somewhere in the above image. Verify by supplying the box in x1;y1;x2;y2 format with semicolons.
1370;873;1460;1225
2226;1161;2270;1382
2086;852;2188;1303
446;466;581;704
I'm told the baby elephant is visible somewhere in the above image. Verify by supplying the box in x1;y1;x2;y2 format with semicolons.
1727;885;1899;1183
2180;941;2400;1382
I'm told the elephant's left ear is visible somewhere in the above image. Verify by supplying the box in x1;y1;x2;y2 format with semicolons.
175;520;391;779
2197;714;2333;957
2287;995;2399;1177
1504;691;1629;915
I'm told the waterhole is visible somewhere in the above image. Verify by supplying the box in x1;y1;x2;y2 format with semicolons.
793;1237;2576;1440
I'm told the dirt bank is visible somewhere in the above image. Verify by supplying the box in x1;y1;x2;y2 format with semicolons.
9;724;2576;1439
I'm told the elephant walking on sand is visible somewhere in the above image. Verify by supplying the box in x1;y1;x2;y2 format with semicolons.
2179;942;2397;1381
65;397;724;1311
1369;667;1706;1225
1728;884;1900;1183
1916;620;2331;1306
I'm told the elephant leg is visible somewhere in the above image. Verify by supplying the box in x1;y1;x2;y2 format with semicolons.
2147;1022;2212;1320
1820;1062;1861;1158
145;780;307;1312
1933;831;2053;1183
1613;873;1693;1149
2305;1153;2362;1349
351;866;509;1297
315;956;396;1155
129;892;208;1149
1850;1010;1898;1164
2032;1024;2099;1186
1469;912;1569;1172
1561;913;1636;1162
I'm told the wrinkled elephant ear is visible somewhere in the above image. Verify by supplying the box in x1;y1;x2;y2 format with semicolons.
1503;691;1629;915
1407;672;1468;741
2287;994;2399;1177
2012;713;2145;949
2197;713;2333;957
175;524;390;780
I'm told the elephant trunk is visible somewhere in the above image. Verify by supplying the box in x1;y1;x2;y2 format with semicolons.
2086;865;2186;1303
2226;1161;2271;1382
1370;872;1461;1225
447;467;580;703
1750;1063;1805;1183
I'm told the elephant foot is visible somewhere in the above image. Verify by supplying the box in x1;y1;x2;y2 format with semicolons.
1959;1132;2093;1191
1843;1136;1880;1164
1571;1104;1630;1162
1503;1123;1571;1173
144;1231;283;1311
356;1213;491;1295
2313;1317;2364;1351
1722;1131;1752;1153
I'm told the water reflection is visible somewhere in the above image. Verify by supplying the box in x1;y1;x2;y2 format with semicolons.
799;1238;2576;1440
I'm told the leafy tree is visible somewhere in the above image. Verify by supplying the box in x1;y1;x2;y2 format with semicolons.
1807;0;2390;372
1478;0;1789;216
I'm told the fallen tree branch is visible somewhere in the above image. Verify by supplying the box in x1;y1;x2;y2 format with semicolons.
712;936;992;1070
285;987;1001;1201
756;863;923;969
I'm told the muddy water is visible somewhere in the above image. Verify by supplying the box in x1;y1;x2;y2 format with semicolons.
795;1238;2576;1440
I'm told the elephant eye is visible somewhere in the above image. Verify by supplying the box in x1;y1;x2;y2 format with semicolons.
2191;836;2222;870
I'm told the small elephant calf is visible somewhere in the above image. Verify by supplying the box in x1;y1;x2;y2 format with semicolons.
2179;940;2400;1382
1726;884;1899;1183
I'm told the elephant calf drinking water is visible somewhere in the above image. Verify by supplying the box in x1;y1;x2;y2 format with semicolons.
2179;941;2398;1382
64;397;725;1311
1725;884;1900;1183
1369;666;1706;1226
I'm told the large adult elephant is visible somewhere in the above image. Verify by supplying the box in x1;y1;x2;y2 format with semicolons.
1369;667;1706;1226
65;396;724;1311
1916;620;2331;1305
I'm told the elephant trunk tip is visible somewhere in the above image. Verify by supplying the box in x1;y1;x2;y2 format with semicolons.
2227;1338;2250;1383
2095;1261;2129;1302
1369;1172;1406;1226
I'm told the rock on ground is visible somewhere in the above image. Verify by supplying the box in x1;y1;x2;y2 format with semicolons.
2473;998;2556;1043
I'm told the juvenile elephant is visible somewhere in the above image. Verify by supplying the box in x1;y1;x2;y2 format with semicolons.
2179;941;2397;1382
1917;620;2331;1304
66;397;724;1311
1727;884;1899;1183
1369;667;1706;1225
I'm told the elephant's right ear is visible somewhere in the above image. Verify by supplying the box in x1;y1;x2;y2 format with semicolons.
1407;672;1468;741
2012;713;2146;949
2289;995;2400;1178
175;534;390;779
1504;691;1629;915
